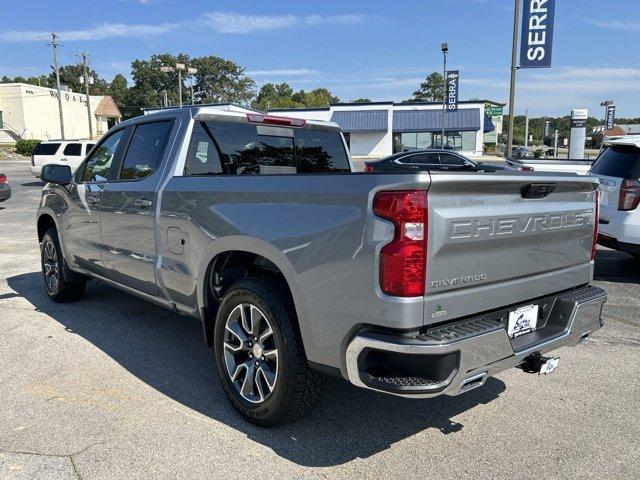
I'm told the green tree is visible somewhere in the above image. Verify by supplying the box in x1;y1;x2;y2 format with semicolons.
130;53;191;111
411;72;444;102
253;83;339;110
190;55;255;105
252;82;302;110
107;74;136;118
351;98;372;103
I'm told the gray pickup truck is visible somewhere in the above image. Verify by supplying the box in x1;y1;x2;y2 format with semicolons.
37;106;606;426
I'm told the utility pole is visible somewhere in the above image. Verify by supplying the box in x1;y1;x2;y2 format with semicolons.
524;108;529;147
78;51;93;139
48;33;65;140
441;43;448;149
507;0;521;156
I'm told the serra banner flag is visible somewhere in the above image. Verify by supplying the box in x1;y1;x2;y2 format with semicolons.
520;0;556;69
445;70;459;111
606;106;616;131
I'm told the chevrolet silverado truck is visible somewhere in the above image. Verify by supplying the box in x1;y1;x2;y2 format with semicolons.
36;106;607;426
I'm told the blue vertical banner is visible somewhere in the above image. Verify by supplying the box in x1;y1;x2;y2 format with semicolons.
520;0;556;69
605;106;616;130
445;70;459;111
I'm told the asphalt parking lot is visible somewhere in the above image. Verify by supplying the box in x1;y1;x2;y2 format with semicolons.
1;158;639;479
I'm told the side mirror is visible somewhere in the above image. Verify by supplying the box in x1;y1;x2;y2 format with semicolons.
42;164;72;185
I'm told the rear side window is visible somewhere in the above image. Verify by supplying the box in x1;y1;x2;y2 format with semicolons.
184;124;223;176
33;143;60;156
63;143;82;156
86;144;95;154
204;121;348;175
591;146;640;179
295;129;350;173
400;153;439;164
119;121;173;180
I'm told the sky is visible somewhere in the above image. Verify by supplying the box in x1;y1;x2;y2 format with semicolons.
1;0;639;118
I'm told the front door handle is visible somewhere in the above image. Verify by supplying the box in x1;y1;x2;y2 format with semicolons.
134;197;152;208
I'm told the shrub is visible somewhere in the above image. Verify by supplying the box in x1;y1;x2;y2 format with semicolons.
14;139;42;157
534;149;544;158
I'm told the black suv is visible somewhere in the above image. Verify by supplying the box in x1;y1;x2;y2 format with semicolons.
364;150;505;173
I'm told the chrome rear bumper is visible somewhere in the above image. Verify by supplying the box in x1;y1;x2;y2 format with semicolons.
345;286;607;398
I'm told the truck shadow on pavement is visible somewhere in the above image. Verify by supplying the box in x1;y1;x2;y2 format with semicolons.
594;249;640;284
8;271;506;467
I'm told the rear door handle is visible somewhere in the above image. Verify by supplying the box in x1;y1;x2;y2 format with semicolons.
134;197;152;207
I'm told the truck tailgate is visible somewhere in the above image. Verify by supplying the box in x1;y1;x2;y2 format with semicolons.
423;172;598;324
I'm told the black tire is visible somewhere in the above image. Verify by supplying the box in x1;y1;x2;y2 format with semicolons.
213;277;323;426
41;228;86;303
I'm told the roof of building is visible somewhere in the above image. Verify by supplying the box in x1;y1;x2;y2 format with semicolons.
618;124;640;135
94;96;122;118
268;99;505;113
393;108;481;132
330;110;388;132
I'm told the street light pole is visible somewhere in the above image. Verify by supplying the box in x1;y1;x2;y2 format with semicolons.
188;67;198;105
441;43;448;149
507;0;521;156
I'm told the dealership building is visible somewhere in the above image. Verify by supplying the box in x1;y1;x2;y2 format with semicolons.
0;83;122;143
269;100;504;160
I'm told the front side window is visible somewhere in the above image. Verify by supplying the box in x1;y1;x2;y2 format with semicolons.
119;121;173;180
439;153;466;166
63;143;82;156
85;144;95;155
81;129;125;182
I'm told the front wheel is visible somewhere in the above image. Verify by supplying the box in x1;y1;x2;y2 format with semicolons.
41;228;86;303
213;277;323;426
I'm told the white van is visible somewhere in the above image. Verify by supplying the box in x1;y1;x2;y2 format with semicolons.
30;140;96;178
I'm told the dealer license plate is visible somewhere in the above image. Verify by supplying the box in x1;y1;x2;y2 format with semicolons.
508;304;539;338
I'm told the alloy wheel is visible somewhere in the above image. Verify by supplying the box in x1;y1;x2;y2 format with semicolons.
223;303;279;404
43;241;60;294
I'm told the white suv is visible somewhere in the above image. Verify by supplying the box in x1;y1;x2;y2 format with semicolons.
30;140;95;178
590;136;640;256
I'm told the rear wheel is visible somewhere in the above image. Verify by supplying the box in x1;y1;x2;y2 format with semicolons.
41;228;86;303
213;277;323;426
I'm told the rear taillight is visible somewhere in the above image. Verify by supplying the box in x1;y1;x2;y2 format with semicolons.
592;189;599;260
373;190;427;297
0;174;6;184
521;166;534;172
246;113;306;127
618;179;640;211
364;163;375;173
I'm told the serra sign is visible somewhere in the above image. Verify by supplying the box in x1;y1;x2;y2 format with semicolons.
520;0;556;69
446;70;459;111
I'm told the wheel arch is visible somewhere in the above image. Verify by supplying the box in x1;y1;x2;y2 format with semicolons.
196;237;308;350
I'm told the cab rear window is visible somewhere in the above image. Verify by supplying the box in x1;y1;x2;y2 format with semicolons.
194;121;350;175
590;145;640;179
33;143;61;156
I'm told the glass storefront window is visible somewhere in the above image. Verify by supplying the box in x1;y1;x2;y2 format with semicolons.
393;131;476;153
